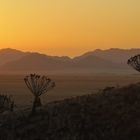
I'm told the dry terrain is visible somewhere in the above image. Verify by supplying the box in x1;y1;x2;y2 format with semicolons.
1;82;140;140
0;73;139;107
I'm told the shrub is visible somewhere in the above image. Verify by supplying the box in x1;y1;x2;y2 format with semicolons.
0;94;14;113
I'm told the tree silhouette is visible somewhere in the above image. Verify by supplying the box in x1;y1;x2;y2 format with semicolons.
127;55;140;72
24;74;55;114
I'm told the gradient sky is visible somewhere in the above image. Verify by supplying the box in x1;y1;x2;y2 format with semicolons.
0;0;139;57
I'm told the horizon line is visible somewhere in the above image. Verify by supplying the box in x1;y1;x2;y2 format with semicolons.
0;47;140;58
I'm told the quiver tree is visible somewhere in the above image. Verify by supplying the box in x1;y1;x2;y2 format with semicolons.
0;94;14;113
24;74;55;114
127;55;140;72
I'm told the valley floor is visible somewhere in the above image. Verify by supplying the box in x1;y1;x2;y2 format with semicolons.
0;73;139;107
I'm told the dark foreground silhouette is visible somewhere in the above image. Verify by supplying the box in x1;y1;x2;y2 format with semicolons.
0;83;140;140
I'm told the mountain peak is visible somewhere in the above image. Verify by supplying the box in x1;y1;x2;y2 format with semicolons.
0;48;23;54
0;47;139;73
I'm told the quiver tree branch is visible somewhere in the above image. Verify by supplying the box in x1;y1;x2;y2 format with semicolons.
127;55;140;72
24;74;55;114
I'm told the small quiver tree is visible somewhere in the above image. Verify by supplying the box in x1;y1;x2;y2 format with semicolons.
127;55;140;72
0;94;14;113
24;74;55;114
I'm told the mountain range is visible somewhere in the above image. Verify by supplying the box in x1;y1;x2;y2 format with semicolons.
0;48;140;74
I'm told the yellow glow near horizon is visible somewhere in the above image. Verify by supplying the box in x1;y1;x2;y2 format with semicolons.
0;0;140;57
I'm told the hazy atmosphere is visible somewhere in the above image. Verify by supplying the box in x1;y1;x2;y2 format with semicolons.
0;1;140;140
0;0;140;56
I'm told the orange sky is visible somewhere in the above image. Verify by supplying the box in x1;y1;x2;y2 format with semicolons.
0;0;140;57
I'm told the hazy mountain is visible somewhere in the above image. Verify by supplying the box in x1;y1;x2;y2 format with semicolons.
74;48;140;71
0;52;73;72
0;48;27;65
73;54;120;69
0;48;139;73
77;48;140;64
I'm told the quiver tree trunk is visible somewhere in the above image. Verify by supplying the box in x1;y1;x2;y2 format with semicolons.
24;74;55;114
32;96;42;114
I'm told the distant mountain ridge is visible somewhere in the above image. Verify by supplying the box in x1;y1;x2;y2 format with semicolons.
0;48;139;73
0;48;28;66
80;48;140;64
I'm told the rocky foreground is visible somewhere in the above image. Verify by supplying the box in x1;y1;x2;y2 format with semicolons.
1;83;140;140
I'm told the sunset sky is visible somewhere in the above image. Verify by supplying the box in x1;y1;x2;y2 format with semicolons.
0;0;139;57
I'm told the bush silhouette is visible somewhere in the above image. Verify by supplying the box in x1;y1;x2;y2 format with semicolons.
24;74;55;114
0;94;14;113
